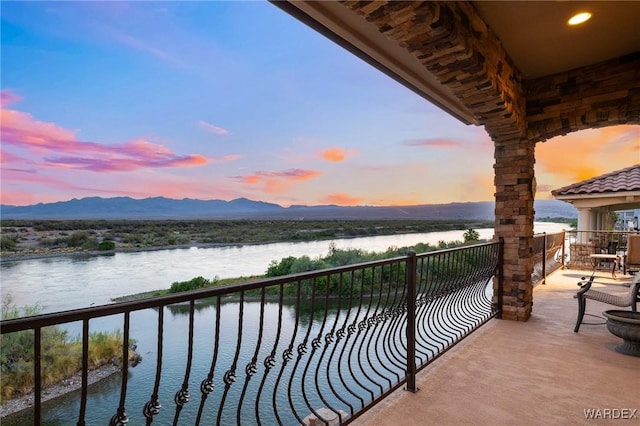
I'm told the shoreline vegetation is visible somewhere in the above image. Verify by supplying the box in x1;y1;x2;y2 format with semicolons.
0;218;505;261
1;298;141;419
0;218;574;262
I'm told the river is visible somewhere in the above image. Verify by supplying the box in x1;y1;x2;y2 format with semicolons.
0;222;567;314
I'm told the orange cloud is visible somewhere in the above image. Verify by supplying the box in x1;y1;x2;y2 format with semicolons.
1;90;209;172
198;120;230;135
403;138;463;148
235;168;322;194
536;125;639;196
319;193;364;206
319;147;359;162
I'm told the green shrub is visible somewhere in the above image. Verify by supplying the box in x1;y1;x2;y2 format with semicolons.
265;256;297;277
98;240;115;250
0;236;17;251
1;296;139;401
66;231;90;247
169;276;210;293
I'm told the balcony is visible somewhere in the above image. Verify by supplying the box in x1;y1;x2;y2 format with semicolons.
353;268;639;425
1;234;638;425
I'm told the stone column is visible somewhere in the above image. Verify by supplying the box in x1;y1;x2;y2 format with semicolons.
493;137;536;321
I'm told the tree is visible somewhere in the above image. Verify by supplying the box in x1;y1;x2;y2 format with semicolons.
463;228;480;242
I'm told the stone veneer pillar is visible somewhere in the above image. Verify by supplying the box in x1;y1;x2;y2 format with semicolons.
493;137;536;321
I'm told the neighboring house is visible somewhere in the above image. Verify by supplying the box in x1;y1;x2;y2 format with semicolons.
551;164;640;232
616;209;640;230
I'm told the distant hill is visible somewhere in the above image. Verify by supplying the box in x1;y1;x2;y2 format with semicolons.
0;197;577;221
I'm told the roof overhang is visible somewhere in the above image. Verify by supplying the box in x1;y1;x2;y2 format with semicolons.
555;192;640;210
273;1;640;141
272;1;478;125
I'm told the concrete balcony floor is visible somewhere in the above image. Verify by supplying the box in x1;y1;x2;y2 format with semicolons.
354;269;639;426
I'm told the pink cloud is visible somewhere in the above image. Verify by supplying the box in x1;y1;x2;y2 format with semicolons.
1;90;208;172
234;168;322;194
44;153;207;172
318;147;359;163
219;154;241;162
319;193;364;206
198;120;230;135
1;89;22;108
403;138;463;148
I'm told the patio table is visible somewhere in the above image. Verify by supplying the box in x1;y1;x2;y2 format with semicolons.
589;253;621;278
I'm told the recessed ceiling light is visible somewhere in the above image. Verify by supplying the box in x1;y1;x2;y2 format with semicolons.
568;12;592;26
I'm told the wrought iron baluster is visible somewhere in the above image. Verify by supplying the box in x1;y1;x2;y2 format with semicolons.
344;266;375;403
413;256;432;364
290;276;317;425
310;271;343;422
356;264;385;395
196;296;221;425
256;284;284;426
143;305;164;424
110;311;130;426
331;270;362;414
372;262;401;386
237;288;266;425
217;292;244;425
172;301;195;425
273;280;301;425
380;261;406;373
323;270;354;422
429;253;453;352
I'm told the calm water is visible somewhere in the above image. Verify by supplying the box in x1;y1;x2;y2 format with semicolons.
0;222;567;314
1;223;567;425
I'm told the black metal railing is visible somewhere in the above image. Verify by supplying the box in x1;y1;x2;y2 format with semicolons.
1;241;502;425
532;231;565;284
565;230;635;271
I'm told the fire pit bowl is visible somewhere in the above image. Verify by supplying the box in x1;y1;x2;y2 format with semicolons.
603;310;640;357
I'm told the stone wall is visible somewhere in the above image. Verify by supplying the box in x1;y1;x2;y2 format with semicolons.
526;54;640;143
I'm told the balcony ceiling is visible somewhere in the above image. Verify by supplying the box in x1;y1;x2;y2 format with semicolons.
274;1;640;141
472;1;640;80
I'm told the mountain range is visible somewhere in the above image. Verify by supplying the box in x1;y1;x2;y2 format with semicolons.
0;197;578;220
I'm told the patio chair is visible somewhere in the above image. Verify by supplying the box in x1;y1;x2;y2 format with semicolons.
573;274;640;332
625;234;640;274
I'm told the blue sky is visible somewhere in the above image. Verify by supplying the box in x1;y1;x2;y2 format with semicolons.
1;1;638;206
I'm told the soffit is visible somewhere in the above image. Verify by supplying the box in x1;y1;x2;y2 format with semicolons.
274;1;640;128
473;1;640;79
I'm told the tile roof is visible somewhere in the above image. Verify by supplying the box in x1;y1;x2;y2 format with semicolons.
551;164;640;196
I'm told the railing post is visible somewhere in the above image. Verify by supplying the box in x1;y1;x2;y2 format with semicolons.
561;230;566;269
34;327;41;426
405;250;418;393
497;238;504;319
542;232;547;284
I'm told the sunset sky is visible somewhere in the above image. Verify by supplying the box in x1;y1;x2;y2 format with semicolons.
1;1;638;207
